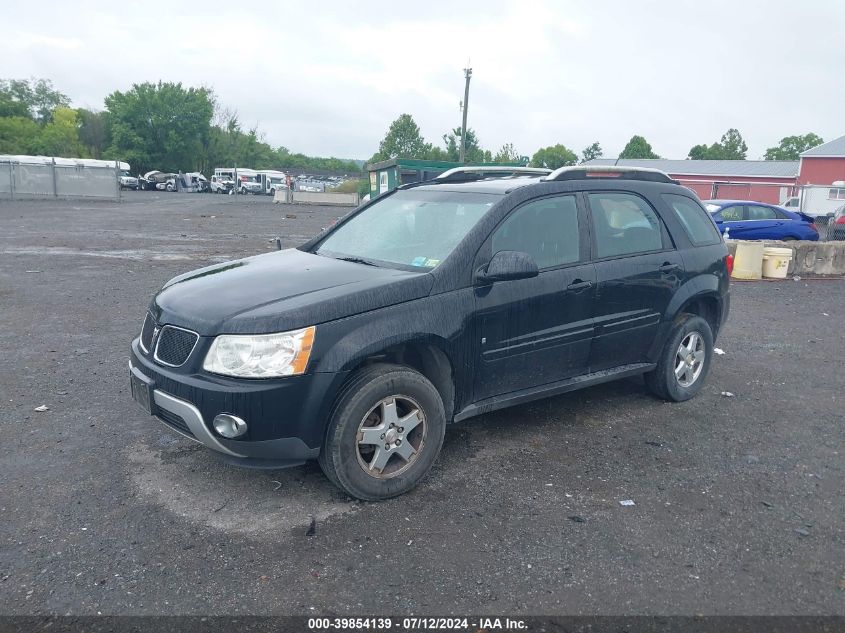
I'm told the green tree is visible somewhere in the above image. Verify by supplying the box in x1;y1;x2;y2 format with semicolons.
77;108;112;159
442;127;491;162
0;78;69;123
493;142;526;163
0;87;30;118
687;143;711;160
764;133;824;160
687;128;747;160
580;141;603;163
719;128;747;159
105;81;213;173
371;114;429;162
32;107;85;156
0;116;40;153
530;144;578;169
619;135;659;159
273;145;362;173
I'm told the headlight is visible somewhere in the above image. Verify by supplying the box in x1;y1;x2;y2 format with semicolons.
203;326;315;378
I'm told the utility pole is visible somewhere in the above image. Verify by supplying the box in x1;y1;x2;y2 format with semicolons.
459;66;472;163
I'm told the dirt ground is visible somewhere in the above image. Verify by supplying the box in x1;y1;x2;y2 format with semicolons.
0;192;843;615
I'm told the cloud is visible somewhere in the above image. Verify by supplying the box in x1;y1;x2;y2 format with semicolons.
1;0;843;160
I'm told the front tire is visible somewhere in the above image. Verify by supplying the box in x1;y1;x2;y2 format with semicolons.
319;364;446;501
645;313;713;402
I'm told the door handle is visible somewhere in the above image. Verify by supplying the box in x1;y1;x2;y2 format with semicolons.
658;262;680;273
567;279;593;291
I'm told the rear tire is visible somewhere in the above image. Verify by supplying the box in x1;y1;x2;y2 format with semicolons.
645;313;713;402
319;364;446;501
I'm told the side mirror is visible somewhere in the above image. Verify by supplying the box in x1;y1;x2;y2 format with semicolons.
476;250;539;284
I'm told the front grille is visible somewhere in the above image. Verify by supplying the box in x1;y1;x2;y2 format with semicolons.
139;313;155;352
154;325;199;367
156;408;195;438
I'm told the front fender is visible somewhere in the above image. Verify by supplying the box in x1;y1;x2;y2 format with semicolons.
309;289;474;410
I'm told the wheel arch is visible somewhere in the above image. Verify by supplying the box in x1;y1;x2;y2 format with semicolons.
651;277;724;362
334;336;458;422
676;293;722;336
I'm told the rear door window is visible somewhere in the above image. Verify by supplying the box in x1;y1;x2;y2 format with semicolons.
587;192;665;258
662;194;722;246
747;205;778;220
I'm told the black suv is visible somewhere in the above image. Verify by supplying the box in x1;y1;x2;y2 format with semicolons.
130;166;731;500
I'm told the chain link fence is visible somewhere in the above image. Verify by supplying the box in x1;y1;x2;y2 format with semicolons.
0;158;122;200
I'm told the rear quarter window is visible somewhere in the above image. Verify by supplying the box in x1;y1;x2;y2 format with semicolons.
663;194;722;246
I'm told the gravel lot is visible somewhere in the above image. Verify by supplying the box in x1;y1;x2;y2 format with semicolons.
0;192;843;616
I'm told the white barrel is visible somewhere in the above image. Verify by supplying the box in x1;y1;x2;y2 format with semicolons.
732;242;764;279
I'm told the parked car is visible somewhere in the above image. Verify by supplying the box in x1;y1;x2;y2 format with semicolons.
140;171;177;191
130;166;731;500
704;199;819;241
119;169;139;190
209;175;234;194
831;204;845;240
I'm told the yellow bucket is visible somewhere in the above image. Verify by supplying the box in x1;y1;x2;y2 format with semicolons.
762;247;793;279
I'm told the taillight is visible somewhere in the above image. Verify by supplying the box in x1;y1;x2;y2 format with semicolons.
809;223;818;232
725;254;734;277
835;216;845;225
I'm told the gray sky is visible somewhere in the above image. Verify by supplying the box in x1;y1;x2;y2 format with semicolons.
3;0;844;160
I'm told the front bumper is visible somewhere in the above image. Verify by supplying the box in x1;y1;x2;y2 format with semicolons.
129;338;348;467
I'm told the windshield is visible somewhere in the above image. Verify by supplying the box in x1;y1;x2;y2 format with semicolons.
121;170;132;177
315;190;501;270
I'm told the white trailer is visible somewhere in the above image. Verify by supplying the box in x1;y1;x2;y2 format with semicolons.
782;181;845;218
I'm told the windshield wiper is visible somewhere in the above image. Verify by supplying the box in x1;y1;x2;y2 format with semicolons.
335;256;379;267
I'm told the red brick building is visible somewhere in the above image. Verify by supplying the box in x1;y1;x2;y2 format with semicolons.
798;135;845;186
585;135;845;206
585;158;798;204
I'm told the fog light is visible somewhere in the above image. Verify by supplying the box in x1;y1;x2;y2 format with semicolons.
213;414;247;438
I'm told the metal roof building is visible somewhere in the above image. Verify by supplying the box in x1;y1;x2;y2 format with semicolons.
584;158;799;179
797;134;845;187
583;158;800;204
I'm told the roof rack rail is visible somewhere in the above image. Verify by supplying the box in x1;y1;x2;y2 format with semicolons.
435;166;551;182
543;165;677;184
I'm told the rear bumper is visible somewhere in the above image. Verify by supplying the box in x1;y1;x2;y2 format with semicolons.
129;339;349;467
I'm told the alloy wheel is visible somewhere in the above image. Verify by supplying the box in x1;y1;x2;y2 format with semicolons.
675;331;705;387
355;395;426;479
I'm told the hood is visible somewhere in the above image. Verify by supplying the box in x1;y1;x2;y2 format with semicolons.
151;248;434;335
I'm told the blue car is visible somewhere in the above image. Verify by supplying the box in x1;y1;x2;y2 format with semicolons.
704;200;819;241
